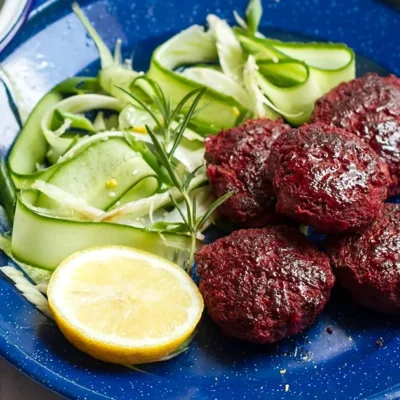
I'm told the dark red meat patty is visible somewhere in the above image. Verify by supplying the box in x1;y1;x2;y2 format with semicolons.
328;203;400;313
312;73;400;196
268;123;390;233
205;118;291;226
195;226;335;344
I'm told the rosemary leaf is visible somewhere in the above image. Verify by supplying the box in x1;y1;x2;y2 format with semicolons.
169;87;203;126
183;165;204;192
195;191;234;234
168;88;206;160
168;193;190;227
145;125;183;190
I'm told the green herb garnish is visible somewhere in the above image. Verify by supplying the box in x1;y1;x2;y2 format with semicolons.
118;78;233;272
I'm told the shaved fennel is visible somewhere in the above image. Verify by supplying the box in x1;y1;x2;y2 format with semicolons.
72;2;114;69
243;55;278;119
207;14;246;83
32;180;103;219
245;0;263;35
0;266;53;319
182;67;252;109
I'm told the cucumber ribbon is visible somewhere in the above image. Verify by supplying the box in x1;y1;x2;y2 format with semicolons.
12;191;198;270
235;29;355;125
8;77;101;188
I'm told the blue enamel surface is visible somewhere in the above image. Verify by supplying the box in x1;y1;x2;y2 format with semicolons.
1;0;400;399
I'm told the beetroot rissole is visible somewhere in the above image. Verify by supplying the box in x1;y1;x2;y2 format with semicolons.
328;203;400;313
267;123;391;233
196;226;335;344
205;118;291;226
312;73;400;196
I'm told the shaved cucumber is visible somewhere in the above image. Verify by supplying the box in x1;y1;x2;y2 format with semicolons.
234;28;355;124
12;131;132;191
148;25;248;131
256;60;315;125
112;176;159;208
258;37;355;94
235;29;286;62
258;60;308;88
12;191;196;270
54;109;95;133
59;129;204;175
36;137;157;210
8;77;100;188
0;235;52;285
262;38;354;70
42;94;124;162
0;159;16;223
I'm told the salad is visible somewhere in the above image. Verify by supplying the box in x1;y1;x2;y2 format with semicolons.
0;0;359;365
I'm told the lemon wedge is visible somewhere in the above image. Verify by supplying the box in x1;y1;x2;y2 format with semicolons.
47;246;204;365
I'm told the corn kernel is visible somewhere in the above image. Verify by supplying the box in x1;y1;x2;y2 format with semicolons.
106;178;118;189
232;107;240;117
132;126;147;134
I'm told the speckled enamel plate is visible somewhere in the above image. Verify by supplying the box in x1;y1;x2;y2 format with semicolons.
1;1;400;399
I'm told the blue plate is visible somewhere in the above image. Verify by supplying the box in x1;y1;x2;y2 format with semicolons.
1;1;400;399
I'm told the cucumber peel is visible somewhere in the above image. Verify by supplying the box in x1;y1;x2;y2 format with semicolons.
0;159;16;223
8;77;101;187
235;28;355;124
148;25;248;131
41;94;124;162
12;191;197;270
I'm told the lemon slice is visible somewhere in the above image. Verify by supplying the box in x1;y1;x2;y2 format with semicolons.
47;246;204;365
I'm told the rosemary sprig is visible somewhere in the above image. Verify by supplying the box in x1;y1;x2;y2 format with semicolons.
119;77;233;272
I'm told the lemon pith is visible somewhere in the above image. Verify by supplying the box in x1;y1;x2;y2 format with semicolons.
47;246;204;365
